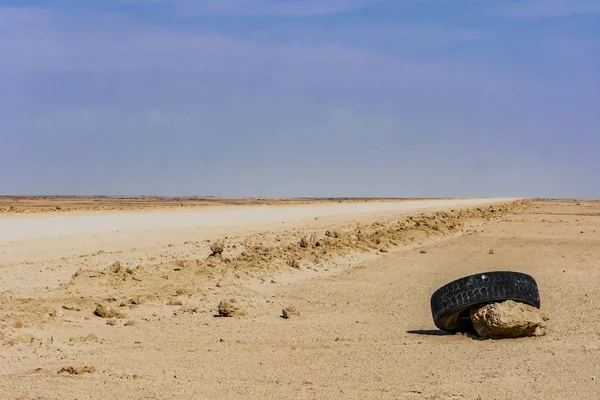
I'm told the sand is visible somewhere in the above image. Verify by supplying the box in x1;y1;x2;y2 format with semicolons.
1;198;598;399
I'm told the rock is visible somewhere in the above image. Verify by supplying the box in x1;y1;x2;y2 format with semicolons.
282;306;299;319
110;261;123;273
489;248;495;254
420;249;427;254
94;304;125;319
167;298;183;306
128;297;143;305
218;299;247;317
299;237;310;248
380;247;389;253
288;258;301;269
15;334;36;343
470;300;547;339
11;320;24;328
210;241;225;255
84;333;99;342
58;365;96;375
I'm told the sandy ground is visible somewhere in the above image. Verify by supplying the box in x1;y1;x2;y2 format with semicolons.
1;198;599;399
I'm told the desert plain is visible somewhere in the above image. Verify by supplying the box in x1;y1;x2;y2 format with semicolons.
0;197;599;399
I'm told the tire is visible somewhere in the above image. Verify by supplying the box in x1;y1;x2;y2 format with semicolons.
430;271;540;332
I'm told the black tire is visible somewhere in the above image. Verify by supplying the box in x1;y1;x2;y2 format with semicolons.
430;271;540;332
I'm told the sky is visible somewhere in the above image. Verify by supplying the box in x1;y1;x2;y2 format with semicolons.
0;0;598;198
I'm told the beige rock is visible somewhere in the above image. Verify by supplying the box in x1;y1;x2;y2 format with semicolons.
94;304;125;319
15;334;36;343
470;300;547;339
110;261;123;273
167;298;183;306
210;240;225;254
218;299;247;317
11;319;24;328
282;306;300;319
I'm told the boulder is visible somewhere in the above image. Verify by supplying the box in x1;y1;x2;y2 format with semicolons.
470;300;548;339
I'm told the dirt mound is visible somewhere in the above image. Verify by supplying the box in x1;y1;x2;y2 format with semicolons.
59;200;530;309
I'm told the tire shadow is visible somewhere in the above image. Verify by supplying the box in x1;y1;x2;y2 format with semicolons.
407;329;486;340
406;329;453;336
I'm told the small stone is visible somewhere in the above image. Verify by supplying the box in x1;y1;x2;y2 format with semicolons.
218;299;247;317
110;261;123;273
94;304;125;319
489;248;495;254
15;334;36;343
167;298;183;306
124;320;136;326
210;240;225;255
128;297;142;305
282;306;300;319
11;320;24;328
470;300;547;339
299;237;310;248
380;247;389;253
84;334;99;341
420;250;427;254
58;365;96;375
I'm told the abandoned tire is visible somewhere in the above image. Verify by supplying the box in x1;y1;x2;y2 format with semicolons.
430;271;540;333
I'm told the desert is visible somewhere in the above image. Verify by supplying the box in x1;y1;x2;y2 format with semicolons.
1;197;598;399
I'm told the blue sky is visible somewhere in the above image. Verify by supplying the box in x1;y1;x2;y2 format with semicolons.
0;0;598;198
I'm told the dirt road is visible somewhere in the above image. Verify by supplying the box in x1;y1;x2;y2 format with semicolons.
0;198;513;267
1;199;598;399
